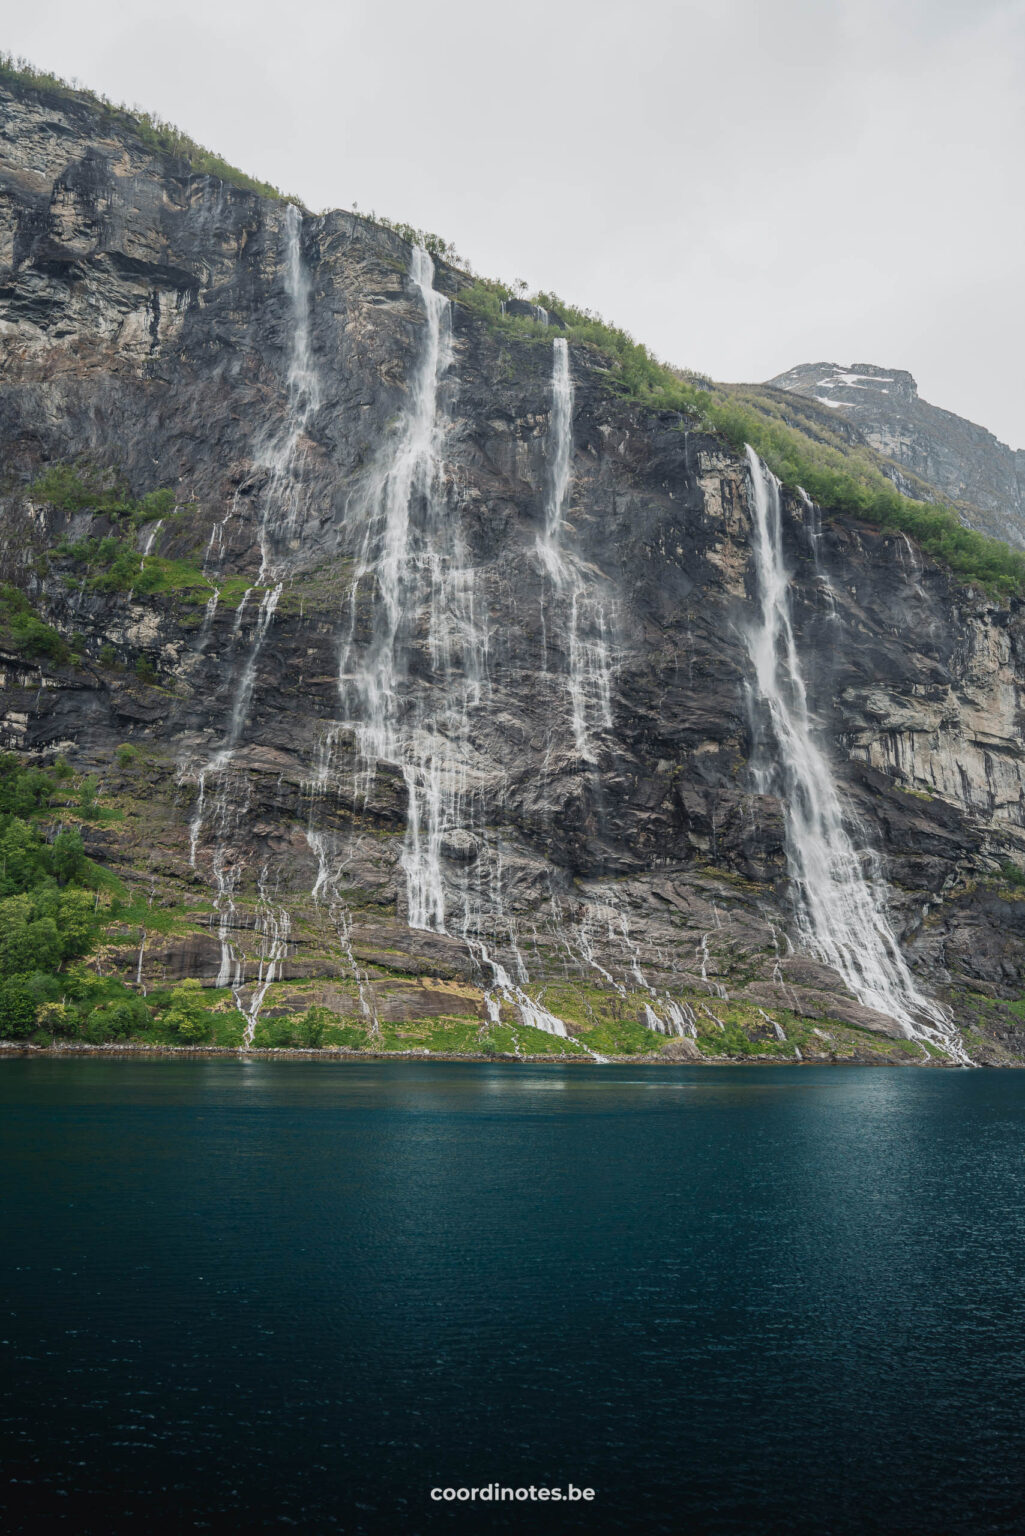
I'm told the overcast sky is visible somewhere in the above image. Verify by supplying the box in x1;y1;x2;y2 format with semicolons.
5;0;1023;447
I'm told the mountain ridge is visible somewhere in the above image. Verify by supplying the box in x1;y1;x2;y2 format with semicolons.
767;360;1025;546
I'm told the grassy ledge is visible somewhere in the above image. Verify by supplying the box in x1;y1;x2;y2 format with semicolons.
0;52;293;203
456;277;1025;601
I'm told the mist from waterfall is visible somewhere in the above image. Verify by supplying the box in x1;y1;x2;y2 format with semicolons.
743;446;966;1061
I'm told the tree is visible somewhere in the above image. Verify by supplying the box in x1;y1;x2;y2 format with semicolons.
0;896;60;975
50;827;86;886
78;776;100;820
82;996;148;1042
294;1007;327;1047
163;979;212;1042
37;1001;74;1036
54;888;98;958
0;978;38;1037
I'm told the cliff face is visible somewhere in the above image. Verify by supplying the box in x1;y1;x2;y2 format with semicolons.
769;361;1025;547
4;76;1025;1065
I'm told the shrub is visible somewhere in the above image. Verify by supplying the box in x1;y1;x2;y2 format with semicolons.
294;1007;328;1047
81;995;149;1041
162;979;213;1042
78;776;100;819
0;977;38;1037
0;896;61;975
0;584;69;663
37;1000;74;1036
50;827;86;885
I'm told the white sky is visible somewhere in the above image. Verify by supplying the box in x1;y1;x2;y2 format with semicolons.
5;0;1023;448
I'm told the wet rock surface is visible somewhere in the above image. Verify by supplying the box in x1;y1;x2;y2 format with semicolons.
3;76;1025;1064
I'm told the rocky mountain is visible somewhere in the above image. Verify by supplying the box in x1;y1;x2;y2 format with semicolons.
769;361;1025;547
3;69;1025;1066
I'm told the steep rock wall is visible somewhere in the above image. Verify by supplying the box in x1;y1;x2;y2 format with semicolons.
3;78;1025;1063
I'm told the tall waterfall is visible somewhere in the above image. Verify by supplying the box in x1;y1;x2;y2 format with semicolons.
538;337;574;581
327;253;581;1046
537;337;614;763
743;446;966;1061
183;204;321;1036
336;246;485;934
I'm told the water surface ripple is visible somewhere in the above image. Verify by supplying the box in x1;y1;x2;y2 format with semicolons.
3;1061;1024;1534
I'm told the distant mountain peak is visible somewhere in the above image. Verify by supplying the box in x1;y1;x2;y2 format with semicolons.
767;361;1025;547
769;361;919;410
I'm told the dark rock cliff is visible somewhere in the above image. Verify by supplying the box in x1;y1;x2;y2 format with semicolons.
3;76;1025;1064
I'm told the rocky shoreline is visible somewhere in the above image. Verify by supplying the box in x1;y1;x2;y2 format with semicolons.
1;1041;969;1066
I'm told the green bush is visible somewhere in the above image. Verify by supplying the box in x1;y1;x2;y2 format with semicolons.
51;828;86;885
163;979;213;1042
37;1000;74;1036
0;896;61;974
116;744;137;768
0;977;38;1037
78;776;100;819
81;995;149;1041
294;1006;328;1047
250;1007;335;1048
0;584;69;663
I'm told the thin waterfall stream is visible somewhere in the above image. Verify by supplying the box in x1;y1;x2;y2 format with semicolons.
743;446;968;1063
537;337;614;763
183;203;323;1043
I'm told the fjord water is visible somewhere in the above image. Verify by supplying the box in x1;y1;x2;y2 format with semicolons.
4;1062;1025;1535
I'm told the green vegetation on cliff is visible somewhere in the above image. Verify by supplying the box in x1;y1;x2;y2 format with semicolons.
30;463;175;525
0;53;292;203
457;278;1025;600
0;584;71;664
0;754;249;1045
6;52;1020;598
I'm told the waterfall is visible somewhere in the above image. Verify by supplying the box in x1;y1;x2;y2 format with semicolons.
328;249;580;1044
743;446;967;1062
140;518;163;559
337;244;483;936
538;337;573;581
183;204;321;1034
536;338;614;764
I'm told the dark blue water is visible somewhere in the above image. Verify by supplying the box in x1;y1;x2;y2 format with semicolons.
3;1061;1025;1534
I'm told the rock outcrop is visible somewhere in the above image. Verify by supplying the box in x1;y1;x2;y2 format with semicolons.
3;74;1025;1064
769;361;1025;547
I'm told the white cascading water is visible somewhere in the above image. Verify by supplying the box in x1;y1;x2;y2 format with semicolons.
183;204;321;1041
336;245;484;932
743;445;967;1062
536;337;614;763
326;251;581;1046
